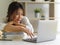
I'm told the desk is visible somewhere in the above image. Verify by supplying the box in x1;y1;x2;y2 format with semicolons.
0;33;60;45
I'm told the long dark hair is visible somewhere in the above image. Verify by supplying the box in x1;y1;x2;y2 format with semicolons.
7;1;24;22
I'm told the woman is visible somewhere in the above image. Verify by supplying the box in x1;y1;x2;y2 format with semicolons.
4;2;34;38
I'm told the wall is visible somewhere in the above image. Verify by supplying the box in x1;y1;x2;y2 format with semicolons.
0;0;12;22
55;0;60;32
26;3;49;20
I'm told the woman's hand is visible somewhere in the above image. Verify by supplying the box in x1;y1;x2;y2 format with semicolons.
13;22;26;27
24;29;34;38
12;15;26;27
13;22;34;38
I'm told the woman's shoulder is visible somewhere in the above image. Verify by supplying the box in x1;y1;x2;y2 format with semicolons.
21;16;29;23
22;16;28;20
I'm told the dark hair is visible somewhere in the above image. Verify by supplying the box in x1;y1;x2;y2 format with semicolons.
7;1;24;22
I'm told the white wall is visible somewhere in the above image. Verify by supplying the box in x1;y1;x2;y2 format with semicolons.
0;0;12;22
55;0;60;32
55;0;60;2
26;3;49;20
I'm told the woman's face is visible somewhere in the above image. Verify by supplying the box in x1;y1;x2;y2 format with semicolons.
11;8;24;22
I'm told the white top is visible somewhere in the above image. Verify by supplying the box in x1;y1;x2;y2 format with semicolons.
21;16;34;33
0;16;34;36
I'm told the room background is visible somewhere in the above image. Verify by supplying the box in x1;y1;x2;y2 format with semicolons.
0;0;60;32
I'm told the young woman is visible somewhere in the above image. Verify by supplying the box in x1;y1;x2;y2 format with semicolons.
4;2;34;38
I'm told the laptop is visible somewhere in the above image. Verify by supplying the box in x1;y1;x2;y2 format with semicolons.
23;20;57;43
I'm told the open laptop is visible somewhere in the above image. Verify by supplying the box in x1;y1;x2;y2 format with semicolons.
23;20;57;43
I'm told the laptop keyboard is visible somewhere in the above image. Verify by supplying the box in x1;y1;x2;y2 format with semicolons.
23;35;37;43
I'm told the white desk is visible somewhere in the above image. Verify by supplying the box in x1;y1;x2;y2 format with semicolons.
0;33;60;45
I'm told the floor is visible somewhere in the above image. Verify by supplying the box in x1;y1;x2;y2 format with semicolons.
0;33;60;45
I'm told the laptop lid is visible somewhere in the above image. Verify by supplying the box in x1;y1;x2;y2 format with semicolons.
37;20;57;42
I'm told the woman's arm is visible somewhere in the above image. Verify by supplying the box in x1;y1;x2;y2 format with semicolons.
4;21;25;32
4;21;34;38
22;16;34;33
13;22;26;27
4;21;15;32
